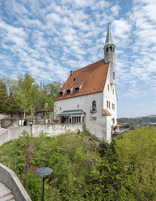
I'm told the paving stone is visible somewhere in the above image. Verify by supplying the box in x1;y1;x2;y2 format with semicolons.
0;182;15;201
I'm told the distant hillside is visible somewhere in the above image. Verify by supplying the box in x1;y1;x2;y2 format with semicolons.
148;114;156;117
117;115;156;127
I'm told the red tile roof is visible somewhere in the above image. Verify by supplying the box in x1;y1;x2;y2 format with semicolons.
55;59;109;101
102;109;111;116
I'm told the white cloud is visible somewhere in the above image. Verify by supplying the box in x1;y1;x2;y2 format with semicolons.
111;5;120;17
0;0;156;110
112;19;132;38
46;13;62;24
139;103;145;106
4;0;29;16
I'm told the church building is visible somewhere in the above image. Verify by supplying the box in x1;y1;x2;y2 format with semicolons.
54;24;117;142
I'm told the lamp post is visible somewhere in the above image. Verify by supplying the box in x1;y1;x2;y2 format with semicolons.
36;167;53;201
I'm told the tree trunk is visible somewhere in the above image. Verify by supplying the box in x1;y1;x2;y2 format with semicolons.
24;109;26;119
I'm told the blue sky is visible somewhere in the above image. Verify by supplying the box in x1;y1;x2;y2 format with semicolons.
0;0;156;118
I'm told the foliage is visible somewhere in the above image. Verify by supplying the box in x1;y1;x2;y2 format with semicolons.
43;81;63;116
113;126;156;200
0;74;62;117
118;116;156;129
0;77;20;115
0;127;155;200
13;73;40;118
44;81;63;98
0;79;8;113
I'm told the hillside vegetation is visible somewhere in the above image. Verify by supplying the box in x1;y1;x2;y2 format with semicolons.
0;127;156;200
118;116;156;130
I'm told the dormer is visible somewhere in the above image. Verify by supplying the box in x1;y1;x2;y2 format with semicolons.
60;92;63;97
75;87;79;93
67;90;70;95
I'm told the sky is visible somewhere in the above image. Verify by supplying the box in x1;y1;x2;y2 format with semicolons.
0;0;156;118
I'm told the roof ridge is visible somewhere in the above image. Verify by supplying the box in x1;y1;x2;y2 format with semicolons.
55;59;109;101
73;59;105;73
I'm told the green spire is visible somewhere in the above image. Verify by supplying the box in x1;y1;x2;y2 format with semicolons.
105;23;114;46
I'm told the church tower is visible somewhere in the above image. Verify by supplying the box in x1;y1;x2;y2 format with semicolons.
104;24;115;84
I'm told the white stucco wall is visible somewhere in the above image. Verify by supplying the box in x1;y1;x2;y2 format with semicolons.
55;92;110;140
32;124;83;137
0;124;83;146
0;126;31;146
103;69;117;125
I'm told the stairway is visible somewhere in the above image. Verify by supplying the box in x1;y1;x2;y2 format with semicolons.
0;182;15;201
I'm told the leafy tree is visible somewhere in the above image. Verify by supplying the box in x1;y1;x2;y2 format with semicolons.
14;73;40;118
0;80;8;113
7;91;20;116
39;81;63;116
45;81;63;98
113;126;156;200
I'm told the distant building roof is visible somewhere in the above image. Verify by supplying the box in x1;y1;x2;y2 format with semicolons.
55;59;109;101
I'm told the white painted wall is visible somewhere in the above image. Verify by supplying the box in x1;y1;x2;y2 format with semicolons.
0;124;83;146
0;126;31;146
103;69;117;125
55;92;110;140
32;124;83;137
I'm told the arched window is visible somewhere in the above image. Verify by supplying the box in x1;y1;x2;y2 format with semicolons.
92;101;96;111
110;46;112;51
106;47;108;52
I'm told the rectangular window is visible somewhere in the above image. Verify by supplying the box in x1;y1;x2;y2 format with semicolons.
60;92;63;97
112;104;115;110
75;88;79;93
67;90;70;95
113;72;115;80
72;116;81;123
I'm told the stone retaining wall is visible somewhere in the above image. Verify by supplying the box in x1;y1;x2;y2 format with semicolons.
0;126;31;146
0;124;83;146
32;123;83;137
0;163;31;201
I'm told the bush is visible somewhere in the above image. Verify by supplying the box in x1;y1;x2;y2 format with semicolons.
0;127;155;200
